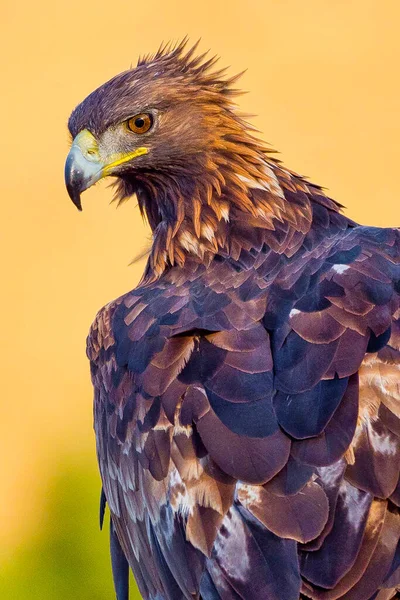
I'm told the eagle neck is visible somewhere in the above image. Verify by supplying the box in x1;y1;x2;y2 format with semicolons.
137;158;321;284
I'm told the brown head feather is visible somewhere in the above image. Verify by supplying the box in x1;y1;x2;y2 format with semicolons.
68;40;343;282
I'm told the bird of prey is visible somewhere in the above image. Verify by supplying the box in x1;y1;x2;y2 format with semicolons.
65;41;400;600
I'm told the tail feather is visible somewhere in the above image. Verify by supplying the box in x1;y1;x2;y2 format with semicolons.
110;519;129;600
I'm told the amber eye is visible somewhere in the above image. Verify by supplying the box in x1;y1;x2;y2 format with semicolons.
126;113;153;134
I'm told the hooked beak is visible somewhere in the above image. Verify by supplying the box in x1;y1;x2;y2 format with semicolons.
64;129;148;210
64;130;103;210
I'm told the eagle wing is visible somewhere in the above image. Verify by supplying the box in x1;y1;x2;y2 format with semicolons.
88;223;400;600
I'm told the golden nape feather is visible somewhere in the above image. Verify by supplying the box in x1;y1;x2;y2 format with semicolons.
65;40;400;600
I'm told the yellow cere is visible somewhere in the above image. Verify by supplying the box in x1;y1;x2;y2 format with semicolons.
74;129;100;160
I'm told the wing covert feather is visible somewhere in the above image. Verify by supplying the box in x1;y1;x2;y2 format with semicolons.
88;220;400;599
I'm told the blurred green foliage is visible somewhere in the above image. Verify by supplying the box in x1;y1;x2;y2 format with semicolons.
1;460;141;599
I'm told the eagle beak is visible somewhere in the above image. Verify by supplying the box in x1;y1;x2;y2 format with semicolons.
65;130;104;211
65;129;149;211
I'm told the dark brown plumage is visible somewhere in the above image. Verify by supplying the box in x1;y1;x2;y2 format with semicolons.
65;41;400;600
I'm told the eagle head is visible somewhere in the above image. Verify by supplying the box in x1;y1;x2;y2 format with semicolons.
65;40;250;216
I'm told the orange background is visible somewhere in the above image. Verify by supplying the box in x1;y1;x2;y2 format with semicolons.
1;1;399;597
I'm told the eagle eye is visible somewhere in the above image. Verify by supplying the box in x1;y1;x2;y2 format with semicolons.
127;113;153;134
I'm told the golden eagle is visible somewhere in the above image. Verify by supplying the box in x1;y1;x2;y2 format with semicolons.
65;41;400;600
